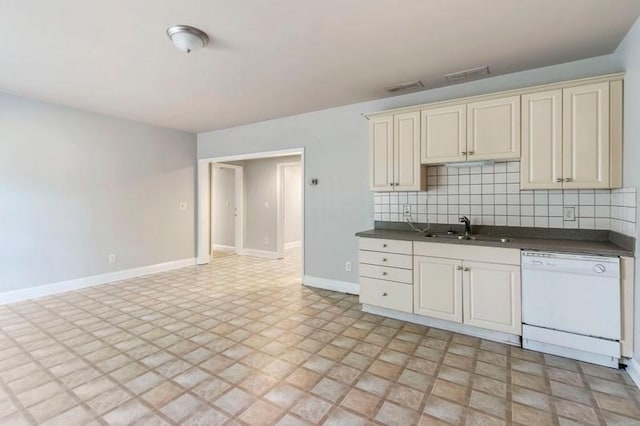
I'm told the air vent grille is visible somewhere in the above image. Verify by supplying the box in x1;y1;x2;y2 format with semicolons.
444;66;490;83
385;80;424;93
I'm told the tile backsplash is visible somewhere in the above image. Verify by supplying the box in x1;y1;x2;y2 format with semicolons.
374;161;637;237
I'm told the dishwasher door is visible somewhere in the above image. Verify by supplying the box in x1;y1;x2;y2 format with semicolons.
521;252;620;340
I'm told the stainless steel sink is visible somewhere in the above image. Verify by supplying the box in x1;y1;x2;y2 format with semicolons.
423;233;510;243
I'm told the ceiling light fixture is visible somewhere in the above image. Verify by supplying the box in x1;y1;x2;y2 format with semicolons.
166;25;209;53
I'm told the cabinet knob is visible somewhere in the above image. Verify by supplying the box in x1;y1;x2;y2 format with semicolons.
456;266;463;270
461;151;467;155
467;151;474;155
463;267;470;272
555;178;562;183
382;292;388;296
382;258;387;262
382;243;387;248
382;272;387;276
564;178;571;182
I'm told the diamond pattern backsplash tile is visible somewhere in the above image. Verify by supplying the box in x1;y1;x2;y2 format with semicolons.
374;161;637;237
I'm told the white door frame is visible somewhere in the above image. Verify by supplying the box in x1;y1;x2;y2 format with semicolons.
197;148;305;277
210;163;244;255
277;162;302;258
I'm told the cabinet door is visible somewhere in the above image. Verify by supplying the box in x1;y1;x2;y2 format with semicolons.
394;111;421;191
467;96;520;161
462;261;521;335
521;90;563;189
413;256;463;323
369;115;394;191
563;82;610;189
421;105;466;164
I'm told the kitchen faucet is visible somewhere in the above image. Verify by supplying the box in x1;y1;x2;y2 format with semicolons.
459;216;471;236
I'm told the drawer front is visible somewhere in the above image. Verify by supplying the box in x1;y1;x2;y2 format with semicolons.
360;263;412;284
360;277;412;313
359;237;412;255
359;250;412;269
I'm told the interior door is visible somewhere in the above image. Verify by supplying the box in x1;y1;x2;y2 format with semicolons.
413;256;463;323
211;165;236;251
467;95;520;161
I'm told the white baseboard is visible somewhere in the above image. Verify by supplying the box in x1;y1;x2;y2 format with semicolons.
241;249;280;259
626;358;640;389
0;258;197;305
212;244;236;253
303;275;359;295
284;241;301;250
362;304;521;347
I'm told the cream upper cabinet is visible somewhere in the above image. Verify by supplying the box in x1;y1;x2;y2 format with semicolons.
421;104;466;164
466;96;521;161
394;111;422;191
521;90;563;189
369;112;424;191
462;261;522;335
414;256;463;323
563;82;610;189
521;81;621;190
369;116;394;191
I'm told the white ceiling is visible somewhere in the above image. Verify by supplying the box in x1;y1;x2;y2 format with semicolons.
1;1;639;133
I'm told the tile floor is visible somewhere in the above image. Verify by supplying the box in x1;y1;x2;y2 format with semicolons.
1;250;640;425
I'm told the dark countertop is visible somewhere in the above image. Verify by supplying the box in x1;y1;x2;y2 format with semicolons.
356;224;634;257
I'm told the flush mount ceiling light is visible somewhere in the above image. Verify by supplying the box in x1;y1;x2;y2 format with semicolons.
166;25;209;53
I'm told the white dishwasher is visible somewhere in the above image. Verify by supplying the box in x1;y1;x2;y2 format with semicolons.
521;251;621;368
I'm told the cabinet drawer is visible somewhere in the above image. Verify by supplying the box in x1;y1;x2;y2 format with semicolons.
359;250;412;269
359;264;412;284
360;277;412;313
359;238;412;255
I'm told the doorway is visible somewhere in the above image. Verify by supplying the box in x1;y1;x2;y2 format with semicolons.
210;163;244;258
277;162;302;258
197;148;305;278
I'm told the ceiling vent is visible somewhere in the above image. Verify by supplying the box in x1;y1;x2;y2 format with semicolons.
444;66;490;83
385;80;424;93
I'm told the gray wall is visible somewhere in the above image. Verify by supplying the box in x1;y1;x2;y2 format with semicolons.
0;93;196;292
198;54;621;284
238;155;301;252
211;165;236;247
614;16;640;358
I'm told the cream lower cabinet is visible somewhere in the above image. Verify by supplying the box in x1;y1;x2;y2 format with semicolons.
413;256;463;322
413;242;522;336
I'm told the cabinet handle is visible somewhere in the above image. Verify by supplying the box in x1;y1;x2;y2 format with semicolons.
467;151;474;155
382;292;388;296
382;272;387;276
456;266;463;270
461;152;467;155
564;178;571;182
555;178;562;183
463;267;470;272
382;258;387;262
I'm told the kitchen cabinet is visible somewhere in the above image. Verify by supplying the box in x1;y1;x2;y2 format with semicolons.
359;238;413;313
413;256;463;322
414;242;522;335
421;104;466;164
466;96;520;161
463;261;521;335
521;81;622;189
369;111;424;191
420;96;519;164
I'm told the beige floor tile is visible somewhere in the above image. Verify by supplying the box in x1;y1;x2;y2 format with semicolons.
340;388;380;418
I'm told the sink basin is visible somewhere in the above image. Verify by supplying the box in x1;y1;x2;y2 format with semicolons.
423;233;510;243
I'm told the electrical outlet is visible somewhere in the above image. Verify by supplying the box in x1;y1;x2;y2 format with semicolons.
179;201;187;210
264;237;269;245
563;206;576;221
108;254;117;264
403;205;411;218
345;261;352;272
